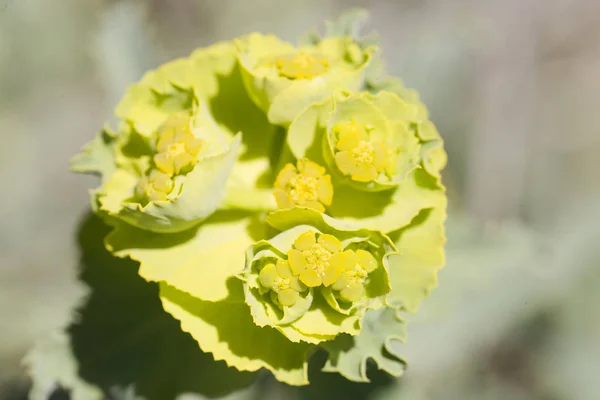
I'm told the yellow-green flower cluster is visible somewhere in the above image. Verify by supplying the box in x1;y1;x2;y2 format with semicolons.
71;11;447;387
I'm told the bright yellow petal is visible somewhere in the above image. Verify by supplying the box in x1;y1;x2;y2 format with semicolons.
336;130;360;151
317;175;334;206
154;152;174;175
299;269;321;287
273;188;295;209
322;264;342;287
274;164;298;188
351;163;378;182
341;250;358;271
356;249;377;273
334;151;357;175
276;259;293;279
297;158;325;177
294;230;316;251
329;252;346;274
318;234;343;253
287;249;307;275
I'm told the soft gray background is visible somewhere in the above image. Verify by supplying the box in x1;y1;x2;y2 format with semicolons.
1;0;600;399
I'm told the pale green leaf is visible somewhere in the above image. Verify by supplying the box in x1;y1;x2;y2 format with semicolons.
160;282;312;386
387;194;447;312
321;306;407;382
105;210;265;303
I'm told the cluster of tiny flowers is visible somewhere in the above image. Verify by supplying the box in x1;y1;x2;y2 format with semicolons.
71;12;447;386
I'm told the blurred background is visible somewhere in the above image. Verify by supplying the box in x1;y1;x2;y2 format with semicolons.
1;0;600;399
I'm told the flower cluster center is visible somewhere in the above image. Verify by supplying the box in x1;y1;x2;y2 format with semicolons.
302;243;333;278
351;140;375;165
153;112;204;176
273;158;334;213
136;112;204;203
332;120;396;183
288;175;319;203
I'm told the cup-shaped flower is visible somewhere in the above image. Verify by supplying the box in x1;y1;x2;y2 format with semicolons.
273;158;334;213
236;33;374;126
288;91;421;192
72;97;241;233
243;218;394;344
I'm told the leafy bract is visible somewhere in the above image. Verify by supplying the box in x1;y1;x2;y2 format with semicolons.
242;221;393;344
105;210;264;303
24;213;257;400
280;91;442;232
236;33;374;126
321;307;407;382
72;41;280;233
387;193;448;312
159;282;312;386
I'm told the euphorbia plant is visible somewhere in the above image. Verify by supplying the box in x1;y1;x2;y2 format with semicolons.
71;10;447;386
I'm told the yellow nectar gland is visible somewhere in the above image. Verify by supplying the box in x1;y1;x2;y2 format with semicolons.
136;169;174;202
333;120;397;182
273;158;334;212
331;249;378;302
153;112;203;176
259;259;307;307
275;52;329;80
287;230;345;288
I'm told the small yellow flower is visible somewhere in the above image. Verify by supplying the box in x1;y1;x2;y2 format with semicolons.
273;158;334;212
135;169;174;202
258;259;307;307
287;230;344;288
272;52;329;80
333;120;397;182
331;249;378;302
153;112;204;176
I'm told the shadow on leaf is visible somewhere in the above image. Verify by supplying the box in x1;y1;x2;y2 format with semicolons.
67;212;255;399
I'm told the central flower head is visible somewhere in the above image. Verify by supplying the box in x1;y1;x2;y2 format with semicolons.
273;158;333;212
333;120;396;182
274;52;329;80
135;112;206;204
287;230;344;287
153;112;204;176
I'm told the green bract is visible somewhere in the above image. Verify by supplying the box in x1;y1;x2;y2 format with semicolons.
288;91;421;190
236;33;374;126
69;10;448;389
242;219;393;344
